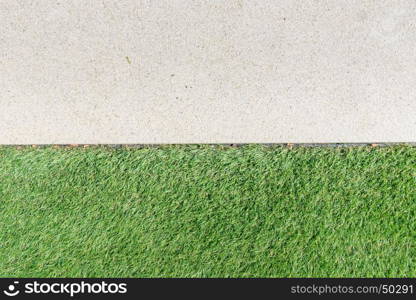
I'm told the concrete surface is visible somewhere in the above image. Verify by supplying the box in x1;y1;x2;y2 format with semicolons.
1;0;415;144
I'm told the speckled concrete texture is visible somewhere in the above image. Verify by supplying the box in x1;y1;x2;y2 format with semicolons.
1;0;415;144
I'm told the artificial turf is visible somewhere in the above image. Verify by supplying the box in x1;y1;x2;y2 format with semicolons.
0;145;415;277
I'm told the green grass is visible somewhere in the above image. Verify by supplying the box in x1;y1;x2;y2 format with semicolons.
0;145;415;277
